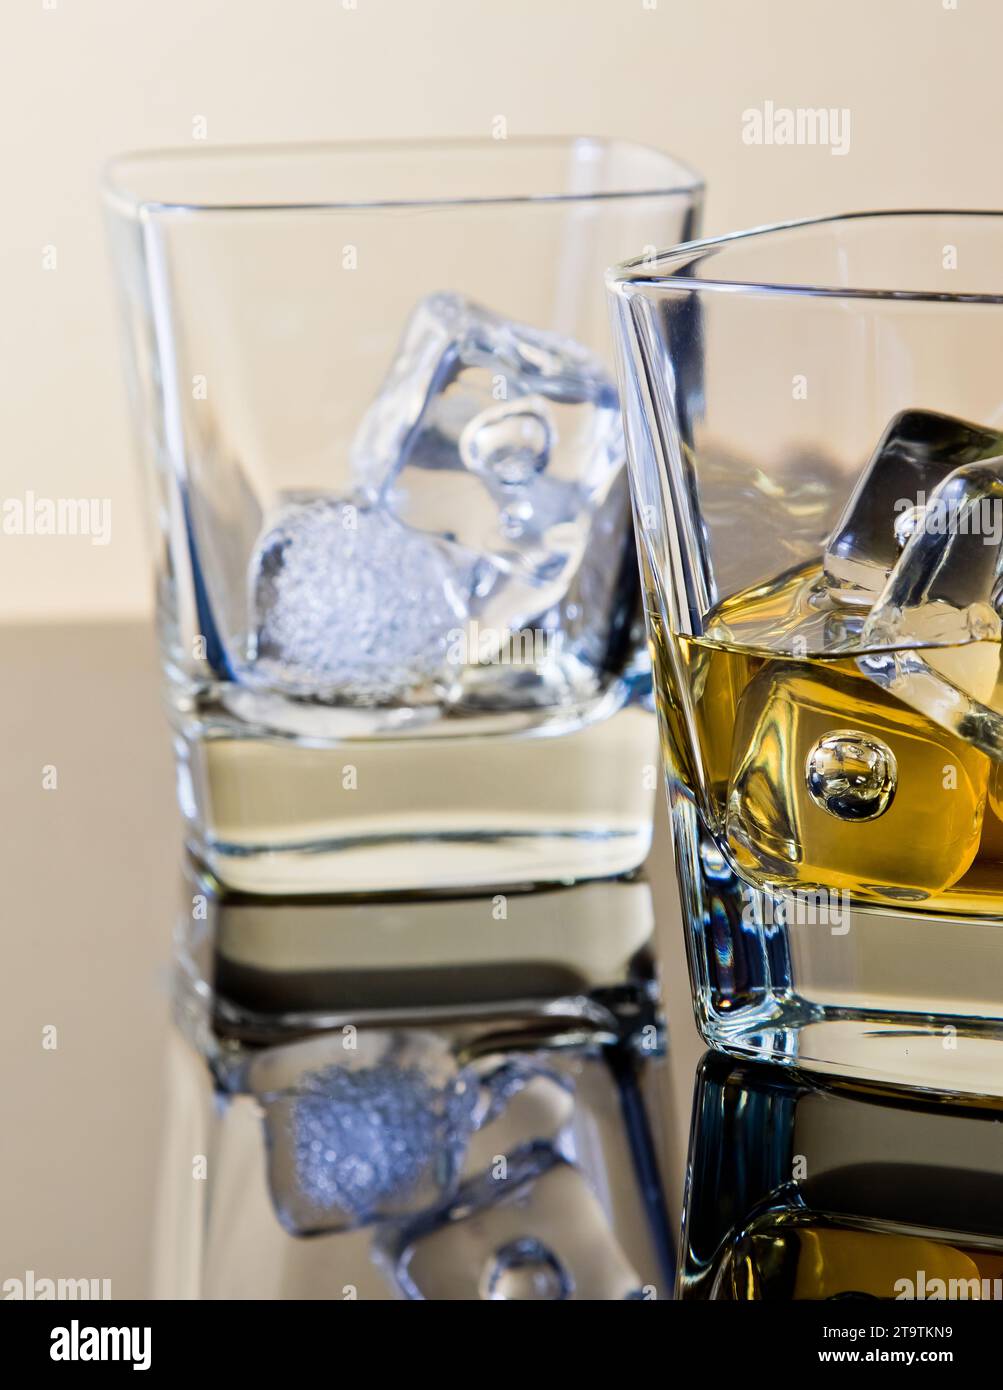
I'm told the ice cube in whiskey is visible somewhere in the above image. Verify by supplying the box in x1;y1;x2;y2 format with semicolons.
724;1215;995;1301
823;407;1003;607
859;454;1003;758
726;656;988;902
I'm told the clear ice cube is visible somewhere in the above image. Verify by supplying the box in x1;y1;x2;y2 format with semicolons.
376;1145;642;1300
857;456;1003;757
726;659;988;900
249;495;468;704
823;409;1003;608
350;291;625;639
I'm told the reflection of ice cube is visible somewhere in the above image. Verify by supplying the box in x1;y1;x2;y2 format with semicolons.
463;1057;577;1178
350;292;625;637
824;409;1003;607
249;496;468;703
250;1033;478;1235
481;1237;573;1300
858;457;1003;757
560;470;640;678
378;1144;642;1300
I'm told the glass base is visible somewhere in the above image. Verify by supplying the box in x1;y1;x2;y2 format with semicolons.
175;695;655;895
672;791;1003;1099
707;1016;1003;1101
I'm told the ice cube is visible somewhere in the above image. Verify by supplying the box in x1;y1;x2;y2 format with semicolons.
823;409;1003;607
558;469;640;677
726;659;988;901
249;495;468;704
377;1145;642;1300
857;457;1003;758
350;291;625;638
249;1032;479;1236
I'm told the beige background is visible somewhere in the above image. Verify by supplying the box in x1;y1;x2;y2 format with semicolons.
2;0;1002;619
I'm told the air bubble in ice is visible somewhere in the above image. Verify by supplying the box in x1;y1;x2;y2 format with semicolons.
459;396;554;486
805;729;897;821
480;1237;573;1300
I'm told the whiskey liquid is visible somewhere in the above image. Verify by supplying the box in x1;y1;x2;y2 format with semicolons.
723;1210;1003;1301
653;561;1003;914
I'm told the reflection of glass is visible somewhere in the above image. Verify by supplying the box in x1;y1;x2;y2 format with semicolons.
680;1053;1003;1300
608;213;1003;1095
104;139;701;896
157;867;676;1299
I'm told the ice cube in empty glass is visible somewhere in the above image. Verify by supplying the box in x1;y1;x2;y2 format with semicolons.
103;139;703;893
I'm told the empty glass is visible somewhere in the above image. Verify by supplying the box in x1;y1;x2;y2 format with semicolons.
608;212;1003;1097
104;139;702;894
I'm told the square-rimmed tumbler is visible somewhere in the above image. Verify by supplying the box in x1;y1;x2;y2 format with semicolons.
608;212;1003;1097
105;139;702;895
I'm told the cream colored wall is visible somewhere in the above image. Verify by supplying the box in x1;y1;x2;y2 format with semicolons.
3;0;1000;619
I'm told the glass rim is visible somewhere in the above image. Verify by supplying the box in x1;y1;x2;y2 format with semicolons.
607;209;1003;306
103;135;704;218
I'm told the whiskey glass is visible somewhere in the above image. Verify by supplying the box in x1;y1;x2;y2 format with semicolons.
104;139;702;895
608;211;1003;1097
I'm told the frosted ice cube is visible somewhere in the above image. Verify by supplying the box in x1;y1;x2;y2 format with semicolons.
350;292;625;637
249;495;468;704
824;409;1003;607
858;457;1003;758
250;1032;479;1236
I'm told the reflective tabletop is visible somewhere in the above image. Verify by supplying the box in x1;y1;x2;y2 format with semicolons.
0;621;701;1299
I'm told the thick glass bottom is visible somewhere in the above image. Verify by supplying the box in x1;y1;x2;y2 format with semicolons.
707;1014;1003;1100
174;691;656;895
671;791;1003;1099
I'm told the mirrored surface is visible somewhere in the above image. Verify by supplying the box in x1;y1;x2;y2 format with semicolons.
681;1052;1003;1300
162;866;678;1299
0;620;698;1298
